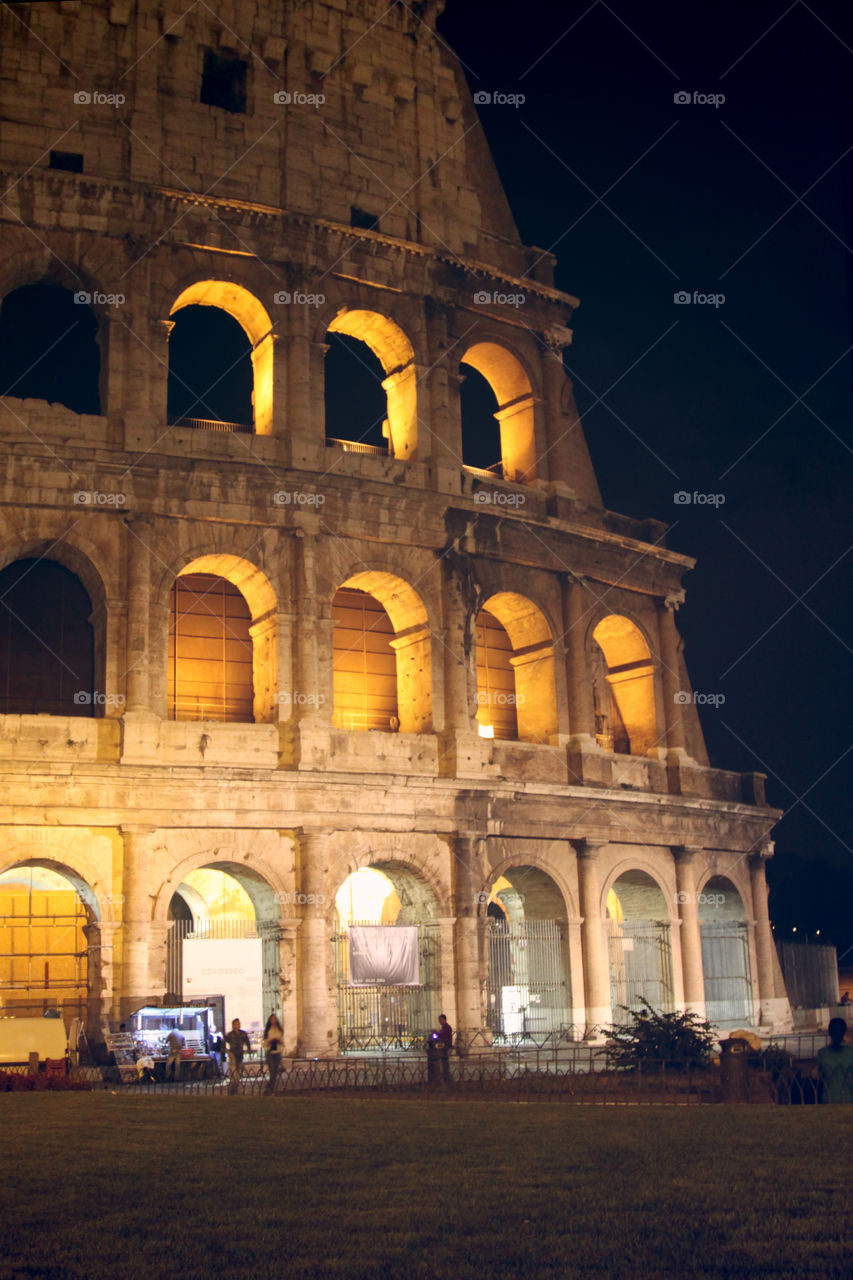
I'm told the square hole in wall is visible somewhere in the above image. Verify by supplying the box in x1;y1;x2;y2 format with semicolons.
350;206;380;231
200;50;248;114
49;151;84;173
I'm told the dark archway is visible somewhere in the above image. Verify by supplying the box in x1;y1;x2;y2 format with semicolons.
167;304;254;427
460;361;501;472
324;333;388;451
0;559;95;715
0;283;100;415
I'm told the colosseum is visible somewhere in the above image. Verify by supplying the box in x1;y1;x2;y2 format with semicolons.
0;0;791;1055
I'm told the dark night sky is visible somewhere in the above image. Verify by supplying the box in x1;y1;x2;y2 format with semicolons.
438;0;853;957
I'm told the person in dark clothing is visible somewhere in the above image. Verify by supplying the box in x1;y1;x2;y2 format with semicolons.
224;1018;251;1095
434;1014;453;1084
263;1013;285;1094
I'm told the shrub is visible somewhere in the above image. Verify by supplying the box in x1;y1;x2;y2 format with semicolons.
606;998;716;1071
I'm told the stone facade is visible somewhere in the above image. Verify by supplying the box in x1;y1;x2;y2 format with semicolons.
0;0;791;1050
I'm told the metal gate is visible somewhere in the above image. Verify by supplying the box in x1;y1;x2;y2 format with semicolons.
333;923;441;1051
486;918;570;1040
166;918;281;1014
609;919;674;1015
701;921;754;1027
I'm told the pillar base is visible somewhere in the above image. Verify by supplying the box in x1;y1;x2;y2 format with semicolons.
758;997;794;1034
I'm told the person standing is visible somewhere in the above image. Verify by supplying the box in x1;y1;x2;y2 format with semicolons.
434;1013;453;1085
224;1018;251;1095
817;1017;853;1103
209;1027;226;1078
263;1013;285;1094
164;1028;185;1082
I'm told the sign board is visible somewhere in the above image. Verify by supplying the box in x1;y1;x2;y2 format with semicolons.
349;925;419;986
182;937;263;1033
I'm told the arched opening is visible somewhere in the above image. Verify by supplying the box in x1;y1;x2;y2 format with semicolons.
325;310;417;459
168;573;254;722
0;559;96;716
591;615;657;757
167;305;253;429
334;863;441;1051
607;869;674;1015
165;863;281;1038
167;281;275;434
698;876;754;1028
475;592;557;743
485;866;572;1041
0;862;98;1029
0;282;101;415
459;342;536;483
332;573;432;733
459;361;502;473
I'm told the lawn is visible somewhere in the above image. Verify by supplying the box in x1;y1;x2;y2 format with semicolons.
2;1096;851;1279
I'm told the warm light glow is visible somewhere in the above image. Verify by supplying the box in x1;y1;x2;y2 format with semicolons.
327;310;417;458
606;887;624;923
478;722;494;738
180;869;255;924
592;615;657;756
460;342;536;482
335;868;401;927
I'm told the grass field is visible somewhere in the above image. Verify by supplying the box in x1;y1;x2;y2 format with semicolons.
2;1096;852;1280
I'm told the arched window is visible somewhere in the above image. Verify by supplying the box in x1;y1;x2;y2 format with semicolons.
325;310;417;459
459;342;536;484
168;573;253;721
167;305;253;429
459;361;502;473
0;283;100;415
331;573;431;733
591;616;657;757
607;869;674;1014
0;559;95;715
475;593;557;743
166;282;275;434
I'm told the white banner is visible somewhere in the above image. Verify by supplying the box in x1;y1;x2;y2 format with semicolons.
349;926;419;986
182;937;264;1033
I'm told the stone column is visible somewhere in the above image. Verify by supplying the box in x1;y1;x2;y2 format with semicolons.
440;557;474;737
574;840;611;1033
451;836;488;1046
658;596;687;753
749;846;779;1025
562;573;595;742
296;831;334;1056
123;518;153;715
83;920;120;1033
276;916;301;1056
673;845;706;1017
119;826;157;1020
541;330;575;484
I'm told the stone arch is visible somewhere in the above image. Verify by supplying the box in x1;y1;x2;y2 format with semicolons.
0;279;101;416
606;864;675;1014
590;613;658;757
168;280;275;434
332;570;432;733
326;308;418;459
162;552;279;724
475;591;557;743
696;873;754;1028
460;340;537;483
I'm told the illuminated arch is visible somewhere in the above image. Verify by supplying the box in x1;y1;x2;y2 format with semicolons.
696;874;754;1028
606;868;674;1014
460;341;537;483
332;571;432;733
169;554;278;724
327;309;418;459
168;281;275;434
475;592;557;743
591;614;658;757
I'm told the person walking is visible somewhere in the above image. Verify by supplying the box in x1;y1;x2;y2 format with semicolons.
224;1018;251;1095
263;1013;285;1094
164;1028;185;1082
817;1017;853;1103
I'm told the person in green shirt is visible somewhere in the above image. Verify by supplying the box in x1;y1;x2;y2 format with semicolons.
817;1018;853;1103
